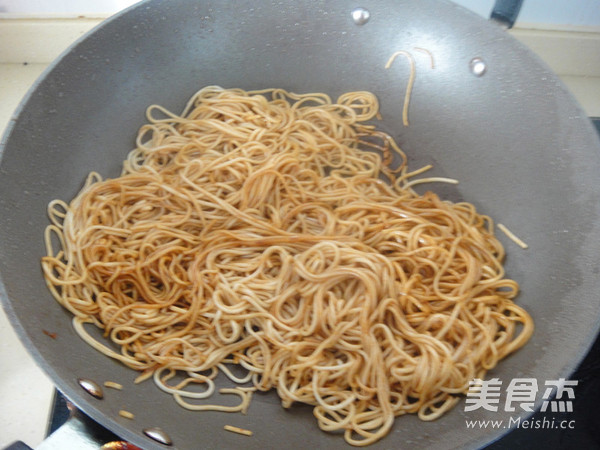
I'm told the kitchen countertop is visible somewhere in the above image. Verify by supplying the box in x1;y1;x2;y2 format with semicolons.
0;15;599;450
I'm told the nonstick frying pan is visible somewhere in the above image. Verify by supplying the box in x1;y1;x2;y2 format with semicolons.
1;0;600;448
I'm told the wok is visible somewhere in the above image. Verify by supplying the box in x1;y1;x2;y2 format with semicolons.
1;0;600;448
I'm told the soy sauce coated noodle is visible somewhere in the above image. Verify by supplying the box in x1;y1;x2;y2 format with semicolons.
42;86;533;446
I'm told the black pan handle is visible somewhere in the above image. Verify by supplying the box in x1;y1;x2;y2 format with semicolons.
2;442;33;450
490;0;524;29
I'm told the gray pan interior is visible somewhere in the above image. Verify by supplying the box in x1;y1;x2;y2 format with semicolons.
1;0;600;449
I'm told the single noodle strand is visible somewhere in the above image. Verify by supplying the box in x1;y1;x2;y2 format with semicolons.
385;51;416;127
497;223;529;249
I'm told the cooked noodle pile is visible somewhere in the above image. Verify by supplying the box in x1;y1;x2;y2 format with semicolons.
42;86;533;446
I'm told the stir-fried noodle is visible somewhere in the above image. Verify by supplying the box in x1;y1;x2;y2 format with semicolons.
42;86;533;446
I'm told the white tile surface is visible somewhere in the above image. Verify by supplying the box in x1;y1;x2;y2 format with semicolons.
0;18;101;64
0;0;139;15
0;63;46;128
559;76;600;117
0;307;55;449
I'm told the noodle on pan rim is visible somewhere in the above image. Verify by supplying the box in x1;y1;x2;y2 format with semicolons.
42;86;533;446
